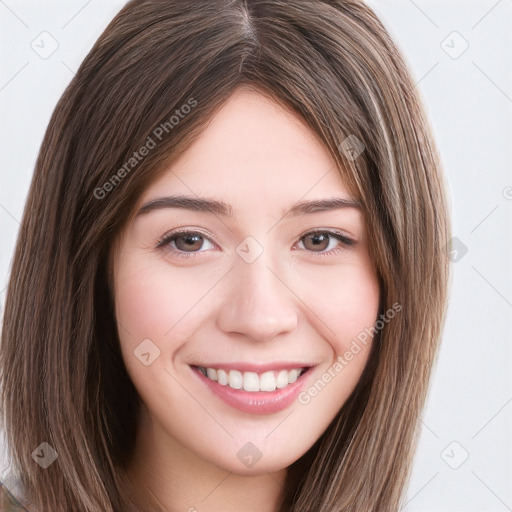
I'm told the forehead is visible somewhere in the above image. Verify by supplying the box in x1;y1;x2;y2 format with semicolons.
140;88;353;209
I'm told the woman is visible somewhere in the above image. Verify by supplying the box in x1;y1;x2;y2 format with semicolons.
0;0;450;510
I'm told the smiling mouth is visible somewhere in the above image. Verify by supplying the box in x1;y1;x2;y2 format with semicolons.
191;365;311;392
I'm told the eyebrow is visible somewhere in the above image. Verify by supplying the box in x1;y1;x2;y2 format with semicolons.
136;194;361;218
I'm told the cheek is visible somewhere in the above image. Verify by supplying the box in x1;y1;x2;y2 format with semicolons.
113;258;212;401
114;258;212;344
333;266;380;346
294;264;380;426
115;275;173;342
298;260;380;354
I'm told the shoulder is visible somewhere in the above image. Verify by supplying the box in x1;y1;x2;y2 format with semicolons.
0;479;30;512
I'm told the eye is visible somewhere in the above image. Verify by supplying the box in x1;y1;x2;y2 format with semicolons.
156;228;355;260
156;230;216;259
295;230;355;257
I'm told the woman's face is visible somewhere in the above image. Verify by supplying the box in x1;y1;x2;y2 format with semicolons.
113;87;380;475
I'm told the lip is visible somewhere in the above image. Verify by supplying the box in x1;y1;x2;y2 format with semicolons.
189;361;313;372
190;364;314;415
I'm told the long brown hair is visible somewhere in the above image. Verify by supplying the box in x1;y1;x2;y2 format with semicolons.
0;1;450;510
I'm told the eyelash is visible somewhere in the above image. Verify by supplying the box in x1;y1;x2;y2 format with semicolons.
156;229;355;260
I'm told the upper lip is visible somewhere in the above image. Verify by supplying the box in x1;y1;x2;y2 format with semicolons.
190;362;315;372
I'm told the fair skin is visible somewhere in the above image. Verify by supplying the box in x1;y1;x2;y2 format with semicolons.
113;87;380;512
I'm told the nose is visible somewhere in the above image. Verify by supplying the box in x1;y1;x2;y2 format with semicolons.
216;253;298;342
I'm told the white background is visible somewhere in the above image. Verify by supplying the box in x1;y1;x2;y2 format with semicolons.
1;1;511;510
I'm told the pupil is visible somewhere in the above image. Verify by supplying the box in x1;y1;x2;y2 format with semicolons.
185;235;199;245
308;233;328;251
177;234;202;251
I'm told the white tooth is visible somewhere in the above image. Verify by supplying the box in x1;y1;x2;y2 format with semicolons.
206;368;217;380
259;371;276;391
288;369;300;383
228;370;243;389
243;372;259;391
276;370;289;388
217;369;228;385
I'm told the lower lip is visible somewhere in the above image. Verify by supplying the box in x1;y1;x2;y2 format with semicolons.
190;366;312;415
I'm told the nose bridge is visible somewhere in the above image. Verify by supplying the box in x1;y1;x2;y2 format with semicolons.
216;245;298;341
